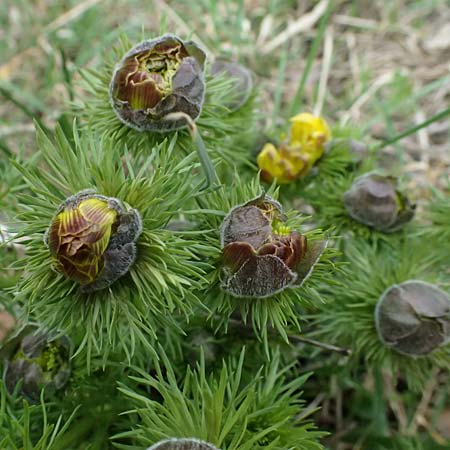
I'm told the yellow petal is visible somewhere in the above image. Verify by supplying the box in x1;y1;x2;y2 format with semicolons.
78;198;117;227
257;143;281;171
289;112;331;148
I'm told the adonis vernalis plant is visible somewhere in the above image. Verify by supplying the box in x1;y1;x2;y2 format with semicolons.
1;9;450;450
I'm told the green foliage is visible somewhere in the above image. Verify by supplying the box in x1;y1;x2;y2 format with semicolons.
1;2;450;448
114;349;325;450
0;382;77;450
312;238;450;390
11;123;208;367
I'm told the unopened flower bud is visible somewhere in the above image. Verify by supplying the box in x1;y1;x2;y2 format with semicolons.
3;327;71;403
211;59;253;111
110;34;206;132
219;195;325;298
45;190;142;293
146;439;218;450
343;173;415;232
375;280;450;356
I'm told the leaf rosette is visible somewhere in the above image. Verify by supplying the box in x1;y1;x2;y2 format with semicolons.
12;124;206;365
192;179;334;339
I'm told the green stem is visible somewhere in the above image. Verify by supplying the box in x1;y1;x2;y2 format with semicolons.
374;105;450;151
164;112;219;190
372;367;388;436
0;84;49;134
191;125;218;190
0;139;13;158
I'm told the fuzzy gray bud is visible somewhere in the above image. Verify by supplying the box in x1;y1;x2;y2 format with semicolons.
211;60;253;111
343;173;415;232
375;280;450;356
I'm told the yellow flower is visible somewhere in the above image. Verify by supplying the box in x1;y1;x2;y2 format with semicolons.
289;112;331;166
256;143;307;183
257;113;331;184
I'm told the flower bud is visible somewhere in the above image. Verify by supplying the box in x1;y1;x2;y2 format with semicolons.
3;326;71;403
219;195;325;298
110;34;206;132
146;439;218;450
45;190;142;293
211;59;253;111
343;173;415;232
375;280;450;356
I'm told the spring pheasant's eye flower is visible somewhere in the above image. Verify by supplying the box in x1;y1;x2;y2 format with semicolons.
219;194;325;298
3;327;71;403
257;143;308;184
110;34;206;132
211;59;253;111
375;280;450;356
257;113;331;184
343;173;415;233
146;438;219;450
45;190;142;293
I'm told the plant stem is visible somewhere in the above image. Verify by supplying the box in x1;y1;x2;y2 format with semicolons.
164;112;219;190
289;334;351;355
374;105;450;151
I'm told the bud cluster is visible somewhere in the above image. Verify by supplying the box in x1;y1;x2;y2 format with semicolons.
3;326;71;403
